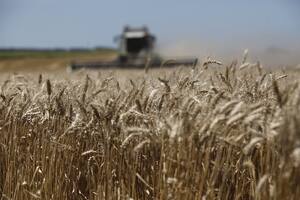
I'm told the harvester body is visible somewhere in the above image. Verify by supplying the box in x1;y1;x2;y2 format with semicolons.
116;26;157;65
70;26;195;70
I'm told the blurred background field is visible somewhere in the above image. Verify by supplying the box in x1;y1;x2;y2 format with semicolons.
1;0;300;72
0;48;116;72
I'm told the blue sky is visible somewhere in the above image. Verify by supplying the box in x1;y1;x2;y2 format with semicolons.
0;0;299;64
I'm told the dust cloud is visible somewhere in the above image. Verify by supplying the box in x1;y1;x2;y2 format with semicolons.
157;38;300;68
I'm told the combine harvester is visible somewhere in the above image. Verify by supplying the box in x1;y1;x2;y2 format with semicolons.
69;26;197;70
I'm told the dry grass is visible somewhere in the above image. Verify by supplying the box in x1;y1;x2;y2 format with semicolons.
0;57;299;200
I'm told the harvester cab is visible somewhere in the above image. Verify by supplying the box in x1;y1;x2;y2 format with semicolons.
115;26;157;65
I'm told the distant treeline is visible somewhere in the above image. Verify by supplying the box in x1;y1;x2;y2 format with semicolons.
0;47;116;59
0;47;115;52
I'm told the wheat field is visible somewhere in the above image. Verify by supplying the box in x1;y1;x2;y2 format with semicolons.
0;56;299;199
